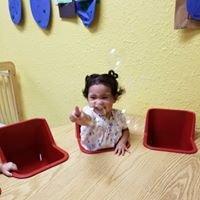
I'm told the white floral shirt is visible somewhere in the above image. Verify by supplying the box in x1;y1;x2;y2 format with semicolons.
80;106;128;151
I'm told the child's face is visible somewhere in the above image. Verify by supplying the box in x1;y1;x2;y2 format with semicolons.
87;84;116;117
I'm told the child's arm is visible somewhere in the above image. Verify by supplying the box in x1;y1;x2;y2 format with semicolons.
69;106;93;126
0;162;17;177
115;128;130;156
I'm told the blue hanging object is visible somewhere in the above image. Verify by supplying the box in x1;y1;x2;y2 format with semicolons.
75;0;97;27
30;0;51;29
187;0;200;21
8;0;22;24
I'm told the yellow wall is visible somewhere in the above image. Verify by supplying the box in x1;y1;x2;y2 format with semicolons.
0;0;200;128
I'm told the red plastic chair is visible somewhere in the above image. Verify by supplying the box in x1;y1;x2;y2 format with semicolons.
0;118;69;178
143;108;198;154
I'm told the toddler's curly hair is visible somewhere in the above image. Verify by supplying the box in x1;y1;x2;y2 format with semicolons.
82;70;125;100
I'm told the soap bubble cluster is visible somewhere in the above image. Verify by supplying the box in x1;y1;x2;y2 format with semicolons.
107;48;146;134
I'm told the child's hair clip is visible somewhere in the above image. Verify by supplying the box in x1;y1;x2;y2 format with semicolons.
108;70;118;79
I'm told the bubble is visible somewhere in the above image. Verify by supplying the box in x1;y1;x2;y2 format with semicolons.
107;48;123;71
114;60;121;71
121;109;126;114
115;60;121;66
121;109;132;125
110;48;116;54
121;110;145;134
126;119;131;124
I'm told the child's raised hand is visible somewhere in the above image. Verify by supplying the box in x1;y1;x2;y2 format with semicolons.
69;106;92;125
69;106;81;122
74;106;81;118
0;162;18;177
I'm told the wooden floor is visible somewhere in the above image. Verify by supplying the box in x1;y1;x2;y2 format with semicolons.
0;116;200;200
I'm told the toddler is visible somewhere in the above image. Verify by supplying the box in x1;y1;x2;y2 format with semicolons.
69;70;130;156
